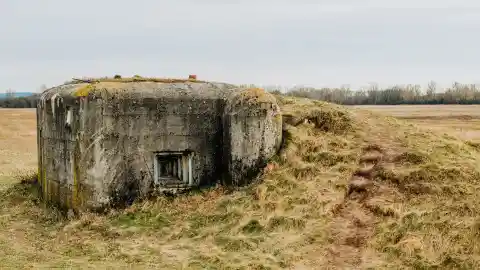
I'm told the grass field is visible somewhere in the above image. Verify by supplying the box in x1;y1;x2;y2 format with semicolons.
353;105;480;142
0;109;37;188
1;103;480;268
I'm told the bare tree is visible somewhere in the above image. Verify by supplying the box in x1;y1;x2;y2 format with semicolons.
426;81;437;99
5;89;15;98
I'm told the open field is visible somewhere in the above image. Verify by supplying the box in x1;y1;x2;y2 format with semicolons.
353;105;480;142
2;103;480;268
0;109;37;191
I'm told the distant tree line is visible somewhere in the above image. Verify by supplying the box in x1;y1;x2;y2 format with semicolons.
278;81;480;105
0;85;46;108
3;81;480;108
0;94;40;108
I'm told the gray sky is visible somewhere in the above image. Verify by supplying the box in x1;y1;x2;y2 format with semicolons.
1;0;480;92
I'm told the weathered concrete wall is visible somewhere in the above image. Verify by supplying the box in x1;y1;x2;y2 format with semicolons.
98;82;233;206
37;84;83;209
37;80;282;211
223;88;283;186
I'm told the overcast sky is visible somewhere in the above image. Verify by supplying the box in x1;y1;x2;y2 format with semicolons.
1;0;480;92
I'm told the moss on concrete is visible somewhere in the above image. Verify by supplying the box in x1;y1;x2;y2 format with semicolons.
74;84;95;97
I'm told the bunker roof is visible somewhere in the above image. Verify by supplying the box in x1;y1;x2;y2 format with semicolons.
41;75;241;101
64;75;206;84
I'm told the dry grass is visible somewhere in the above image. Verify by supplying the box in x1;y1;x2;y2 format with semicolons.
2;102;480;268
0;109;37;178
353;105;480;143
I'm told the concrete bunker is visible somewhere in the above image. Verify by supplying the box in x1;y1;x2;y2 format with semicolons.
36;77;282;210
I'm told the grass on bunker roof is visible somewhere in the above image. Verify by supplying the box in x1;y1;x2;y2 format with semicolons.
2;100;480;268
